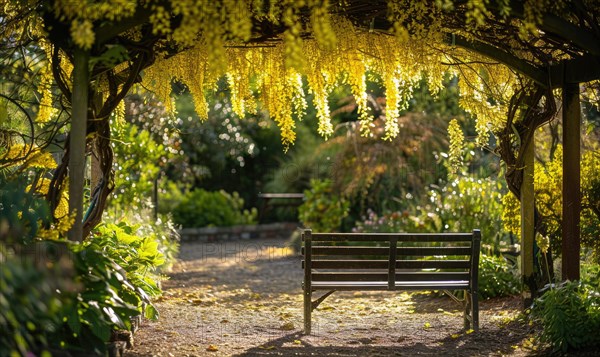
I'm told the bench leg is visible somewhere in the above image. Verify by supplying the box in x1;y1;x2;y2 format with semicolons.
304;289;312;334
463;291;471;330
472;291;479;332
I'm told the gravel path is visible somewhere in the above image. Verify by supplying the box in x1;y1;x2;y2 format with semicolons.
125;237;538;357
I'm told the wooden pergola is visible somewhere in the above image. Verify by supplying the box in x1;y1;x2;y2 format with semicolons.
34;1;600;293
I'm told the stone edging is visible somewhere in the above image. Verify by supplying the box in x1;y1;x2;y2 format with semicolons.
178;222;299;242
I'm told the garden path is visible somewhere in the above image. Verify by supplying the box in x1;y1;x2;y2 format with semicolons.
125;236;536;357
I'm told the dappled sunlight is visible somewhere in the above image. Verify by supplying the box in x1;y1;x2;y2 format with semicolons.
126;239;536;357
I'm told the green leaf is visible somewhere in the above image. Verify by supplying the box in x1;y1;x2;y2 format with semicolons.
144;304;159;320
67;306;81;334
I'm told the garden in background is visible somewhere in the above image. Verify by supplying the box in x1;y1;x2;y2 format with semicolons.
2;1;600;356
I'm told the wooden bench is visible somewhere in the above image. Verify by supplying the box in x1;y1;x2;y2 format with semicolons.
301;229;481;334
257;193;304;223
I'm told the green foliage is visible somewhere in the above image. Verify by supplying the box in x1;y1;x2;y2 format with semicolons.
175;90;286;208
328;113;449;214
103;209;180;273
532;281;600;352
582;262;600;289
0;176;50;244
355;174;509;252
0;242;71;356
0;175;168;354
353;209;428;233
0;237;156;355
502;146;600;257
111;119;170;210
478;253;520;299
299;179;349;232
173;189;257;228
61;242;143;354
263;121;337;222
157;180;189;216
424;175;509;252
91;221;165;300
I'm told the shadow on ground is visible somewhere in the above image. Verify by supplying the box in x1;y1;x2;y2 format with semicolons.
233;324;531;357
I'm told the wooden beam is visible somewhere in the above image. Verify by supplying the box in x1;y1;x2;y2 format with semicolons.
68;49;90;242
504;1;600;57
549;55;600;86
562;82;581;281
520;133;535;305
444;34;548;87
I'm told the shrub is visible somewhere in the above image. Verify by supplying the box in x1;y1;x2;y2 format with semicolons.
502;146;600;256
478;253;520;299
173;189;257;228
354;174;510;253
0;238;154;356
532;281;600;352
298;179;349;232
90;221;165;302
61;241;151;354
582;262;600;289
353;209;430;233
0;243;71;356
425;176;510;252
103;210;180;272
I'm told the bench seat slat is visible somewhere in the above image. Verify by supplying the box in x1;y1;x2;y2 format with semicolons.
312;272;470;282
306;246;472;256
305;260;471;269
309;233;473;242
311;280;469;290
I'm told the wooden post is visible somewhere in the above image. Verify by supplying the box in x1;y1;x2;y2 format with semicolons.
303;229;312;334
68;49;89;242
562;83;581;281
470;230;481;332
521;133;535;304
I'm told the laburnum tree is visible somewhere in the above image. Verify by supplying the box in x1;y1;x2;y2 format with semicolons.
1;1;599;289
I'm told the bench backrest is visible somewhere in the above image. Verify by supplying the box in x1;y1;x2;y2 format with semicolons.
302;230;481;289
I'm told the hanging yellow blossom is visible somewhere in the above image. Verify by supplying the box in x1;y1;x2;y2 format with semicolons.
70;19;95;50
37;63;56;123
447;119;464;173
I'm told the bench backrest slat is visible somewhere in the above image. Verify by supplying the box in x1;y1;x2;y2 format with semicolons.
312;272;471;282
302;229;480;287
308;233;473;242
305;259;471;270
304;246;472;256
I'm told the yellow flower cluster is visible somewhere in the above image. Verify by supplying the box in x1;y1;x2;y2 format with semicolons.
309;0;337;50
37;212;74;241
37;63;56;123
53;0;137;49
27;177;68;218
2;144;57;170
447;119;464;173
70;19;95;50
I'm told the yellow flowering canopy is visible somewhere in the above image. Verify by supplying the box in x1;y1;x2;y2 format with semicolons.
2;0;598;148
1;0;599;235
